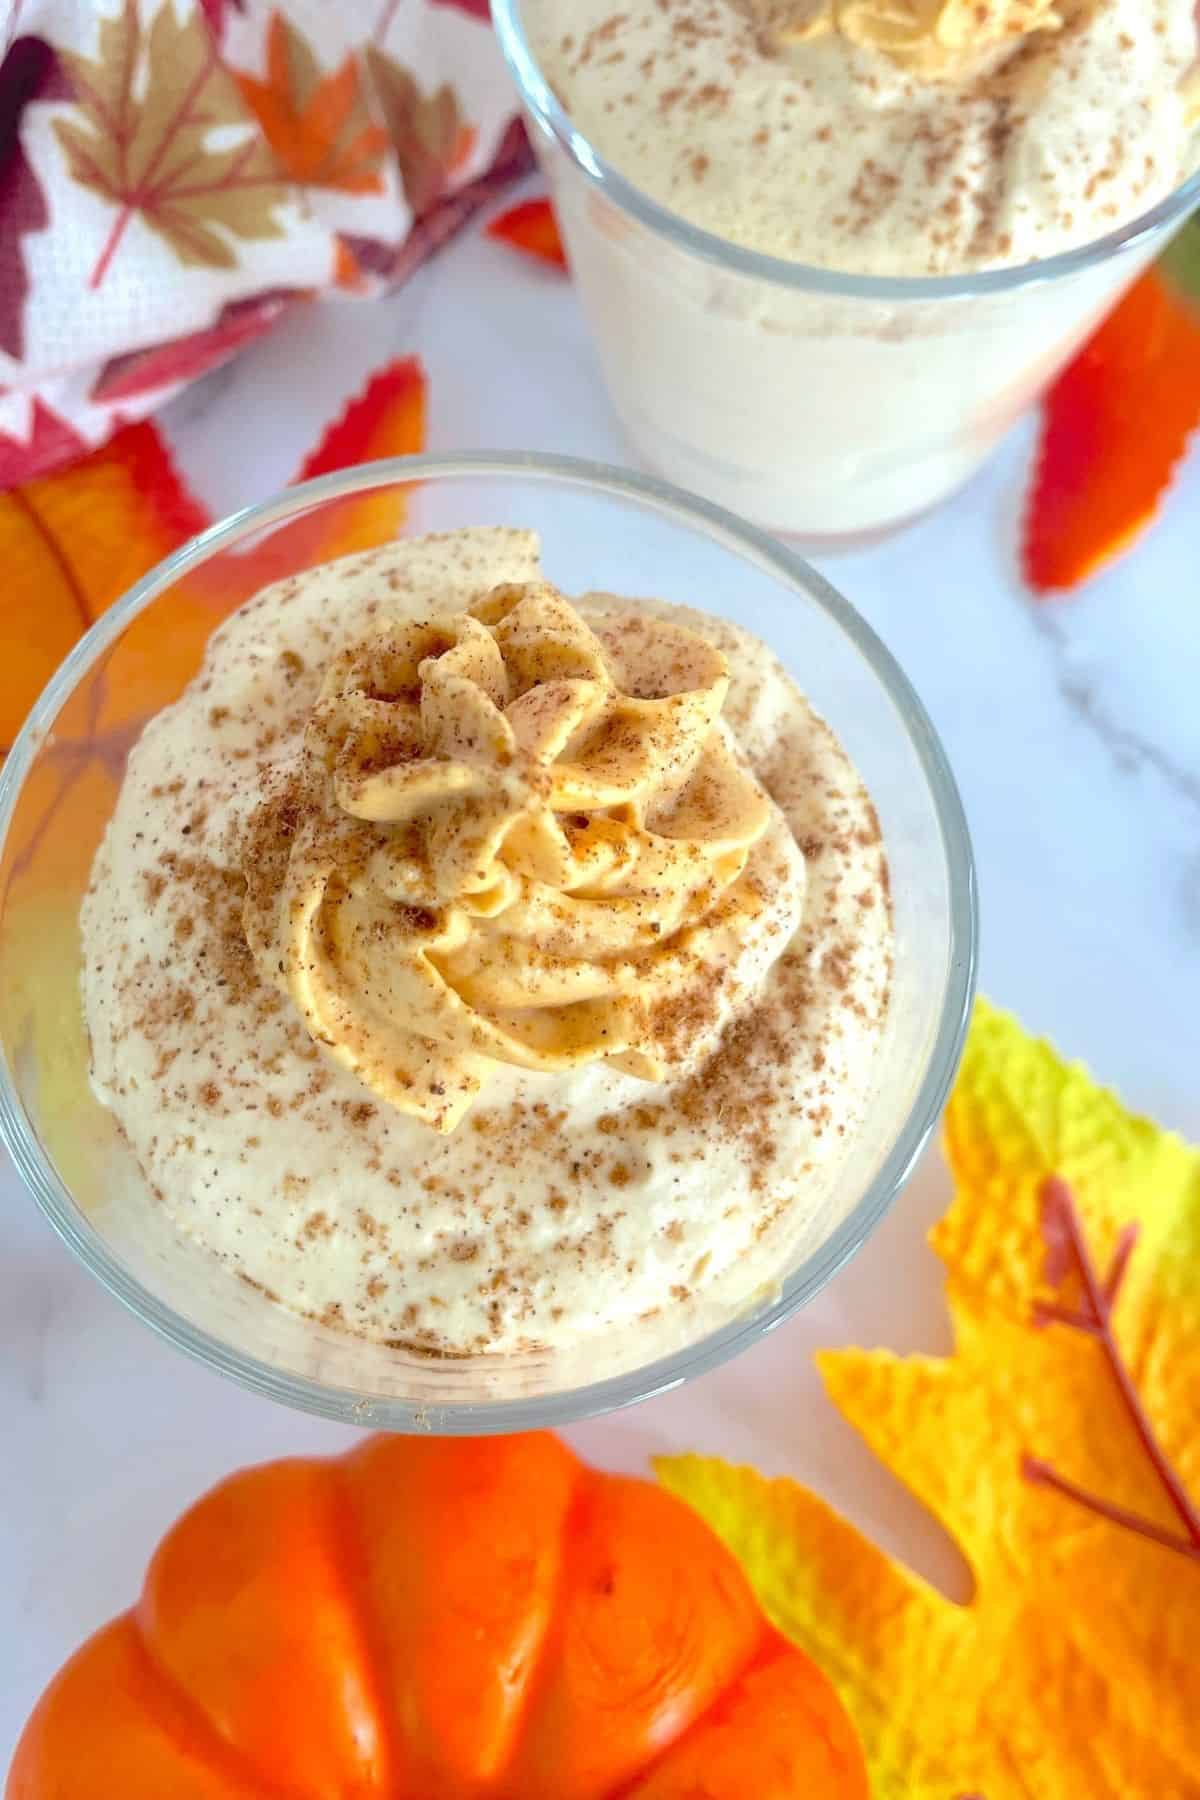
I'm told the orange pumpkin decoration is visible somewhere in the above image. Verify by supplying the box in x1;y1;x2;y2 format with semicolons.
8;1432;867;1799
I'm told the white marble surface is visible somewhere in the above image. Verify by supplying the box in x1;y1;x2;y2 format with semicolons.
3;186;1200;1765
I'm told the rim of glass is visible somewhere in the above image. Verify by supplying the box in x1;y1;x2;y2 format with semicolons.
494;0;1200;302
0;451;978;1432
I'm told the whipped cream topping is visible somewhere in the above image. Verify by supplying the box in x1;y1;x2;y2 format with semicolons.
528;0;1200;275
80;530;892;1355
758;0;1067;80
243;581;803;1132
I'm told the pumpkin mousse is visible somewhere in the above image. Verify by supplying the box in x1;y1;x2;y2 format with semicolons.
81;529;892;1354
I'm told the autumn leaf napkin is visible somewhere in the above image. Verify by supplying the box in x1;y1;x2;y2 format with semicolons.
0;0;527;488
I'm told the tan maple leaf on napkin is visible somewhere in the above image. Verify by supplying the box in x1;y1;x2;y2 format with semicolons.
53;0;293;287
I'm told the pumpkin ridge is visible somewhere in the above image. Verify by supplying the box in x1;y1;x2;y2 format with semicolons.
496;1456;598;1784
514;1448;590;1780
127;1617;300;1800
333;1433;585;1791
502;1464;771;1797
470;1446;592;1790
605;1625;779;1797
325;1458;403;1793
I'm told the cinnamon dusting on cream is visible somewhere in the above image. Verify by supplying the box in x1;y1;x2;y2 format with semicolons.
81;531;892;1355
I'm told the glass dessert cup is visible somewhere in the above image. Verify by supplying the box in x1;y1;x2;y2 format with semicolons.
0;454;977;1431
494;0;1200;545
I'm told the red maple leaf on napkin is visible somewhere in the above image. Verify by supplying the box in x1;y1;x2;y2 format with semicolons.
428;0;493;17
0;37;72;361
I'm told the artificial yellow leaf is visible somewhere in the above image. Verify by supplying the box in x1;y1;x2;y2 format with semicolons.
659;999;1200;1800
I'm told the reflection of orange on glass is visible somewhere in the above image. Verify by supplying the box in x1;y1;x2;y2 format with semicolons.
0;360;429;1154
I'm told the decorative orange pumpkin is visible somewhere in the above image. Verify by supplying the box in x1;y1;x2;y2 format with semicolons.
8;1432;867;1799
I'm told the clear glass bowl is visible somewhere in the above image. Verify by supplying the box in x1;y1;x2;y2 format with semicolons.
0;454;977;1431
495;0;1200;542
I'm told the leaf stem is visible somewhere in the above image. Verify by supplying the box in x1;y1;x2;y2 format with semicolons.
91;20;223;288
374;0;402;42
1022;1455;1200;1561
88;206;132;289
1031;1299;1100;1334
1022;1177;1200;1555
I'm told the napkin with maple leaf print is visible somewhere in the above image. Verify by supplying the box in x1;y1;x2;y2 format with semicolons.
0;0;527;487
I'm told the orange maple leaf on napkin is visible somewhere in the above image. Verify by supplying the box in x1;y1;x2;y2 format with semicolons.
238;13;390;195
54;0;293;289
660;999;1200;1799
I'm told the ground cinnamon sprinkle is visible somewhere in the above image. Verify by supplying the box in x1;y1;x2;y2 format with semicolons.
83;535;894;1357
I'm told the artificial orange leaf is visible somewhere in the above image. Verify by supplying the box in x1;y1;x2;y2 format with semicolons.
487;196;568;270
54;0;292;289
660;998;1200;1800
0;421;209;751
238;13;389;195
1023;236;1200;595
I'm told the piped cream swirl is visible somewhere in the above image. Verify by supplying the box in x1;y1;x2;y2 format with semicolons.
755;0;1069;77
242;581;806;1132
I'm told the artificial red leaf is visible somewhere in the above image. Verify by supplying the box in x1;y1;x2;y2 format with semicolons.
90;291;299;404
188;354;428;610
487;197;568;271
1023;244;1200;595
295;353;426;482
238;13;389;195
53;0;292;289
0;37;72;361
430;0;492;16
